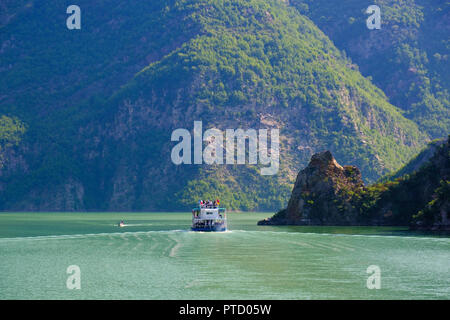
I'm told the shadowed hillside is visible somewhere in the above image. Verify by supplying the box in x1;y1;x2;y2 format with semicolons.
0;0;431;211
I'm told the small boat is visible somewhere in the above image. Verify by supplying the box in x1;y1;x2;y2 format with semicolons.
118;221;125;227
191;205;227;232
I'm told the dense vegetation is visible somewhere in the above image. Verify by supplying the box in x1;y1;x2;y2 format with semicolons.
0;115;26;168
0;0;443;211
364;136;449;227
291;0;450;138
342;135;449;227
379;138;446;182
413;180;450;228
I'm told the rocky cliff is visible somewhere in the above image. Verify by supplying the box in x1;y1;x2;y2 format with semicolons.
259;136;450;230
259;151;364;225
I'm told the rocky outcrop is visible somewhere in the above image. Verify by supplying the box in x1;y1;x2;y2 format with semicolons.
259;136;450;230
258;151;364;225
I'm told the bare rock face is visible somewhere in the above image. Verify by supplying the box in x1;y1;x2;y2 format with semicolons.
259;151;364;225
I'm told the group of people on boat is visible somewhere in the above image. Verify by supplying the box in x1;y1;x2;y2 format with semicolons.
199;199;220;208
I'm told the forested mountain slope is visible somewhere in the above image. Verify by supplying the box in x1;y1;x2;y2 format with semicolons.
0;0;430;211
291;0;449;138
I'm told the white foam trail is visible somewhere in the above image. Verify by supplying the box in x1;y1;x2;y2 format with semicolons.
0;230;188;243
169;241;182;258
115;223;153;227
0;229;447;244
286;240;314;248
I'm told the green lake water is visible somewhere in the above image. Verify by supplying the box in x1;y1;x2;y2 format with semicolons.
0;212;448;299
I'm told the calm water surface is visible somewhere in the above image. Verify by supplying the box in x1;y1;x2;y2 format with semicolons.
0;212;448;299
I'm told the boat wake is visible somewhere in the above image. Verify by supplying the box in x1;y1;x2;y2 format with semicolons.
0;229;188;242
115;223;153;227
0;228;447;244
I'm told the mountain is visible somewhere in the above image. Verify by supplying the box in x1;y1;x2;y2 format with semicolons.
380;137;446;181
0;0;432;211
259;135;450;230
290;0;450;138
371;135;449;228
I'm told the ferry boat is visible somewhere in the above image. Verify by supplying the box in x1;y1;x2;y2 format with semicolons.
191;205;227;232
